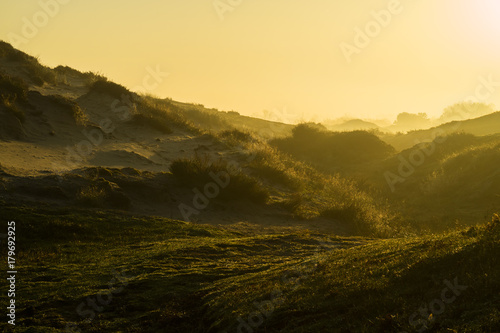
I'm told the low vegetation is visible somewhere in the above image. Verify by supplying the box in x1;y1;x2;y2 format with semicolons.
0;72;28;122
46;94;88;125
129;96;200;134
170;154;270;204
218;129;254;144
206;214;500;332
0;72;28;101
88;79;132;99
183;107;230;130
371;133;500;231
0;203;498;332
0;41;56;85
271;123;395;170
76;180;131;210
242;143;401;236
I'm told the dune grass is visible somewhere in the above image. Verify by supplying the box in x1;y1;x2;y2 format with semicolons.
0;203;497;332
88;79;132;100
205;214;500;332
129;95;200;134
170;154;270;204
0;41;56;86
218;129;254;145
241;142;402;237
0;72;28;122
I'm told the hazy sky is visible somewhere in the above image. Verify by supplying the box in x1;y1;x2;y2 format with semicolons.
2;0;500;123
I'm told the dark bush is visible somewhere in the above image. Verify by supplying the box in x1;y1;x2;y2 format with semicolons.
0;41;30;62
76;180;131;210
0;73;28;102
130;113;172;134
0;73;28;123
219;129;253;143
89;79;131;99
46;94;87;125
271;123;395;168
0;42;56;86
170;155;269;204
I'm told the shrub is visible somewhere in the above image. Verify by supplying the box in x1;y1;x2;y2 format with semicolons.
183;107;230;130
0;42;55;86
76;185;107;207
170;155;227;185
24;61;56;86
0;73;27;123
219;129;253;143
129;97;198;134
54;65;82;76
0;96;25;123
0;41;29;62
170;155;269;204
247;146;302;189
320;204;359;223
0;73;28;102
76;180;131;210
271;123;395;168
319;196;398;237
83;71;107;87
46;94;87;125
54;66;82;85
88;79;131;99
280;193;303;214
130;113;172;134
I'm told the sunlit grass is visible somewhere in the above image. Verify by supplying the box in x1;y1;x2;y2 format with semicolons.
1;204;498;332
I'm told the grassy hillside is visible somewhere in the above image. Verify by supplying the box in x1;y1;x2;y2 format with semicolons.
0;203;498;332
373;133;500;230
267;124;500;232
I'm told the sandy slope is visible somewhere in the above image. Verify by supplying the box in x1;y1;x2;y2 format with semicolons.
0;61;219;175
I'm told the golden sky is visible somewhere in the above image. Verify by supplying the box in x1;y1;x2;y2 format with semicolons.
1;0;500;122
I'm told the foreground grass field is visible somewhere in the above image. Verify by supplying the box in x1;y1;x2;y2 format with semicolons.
0;202;499;332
